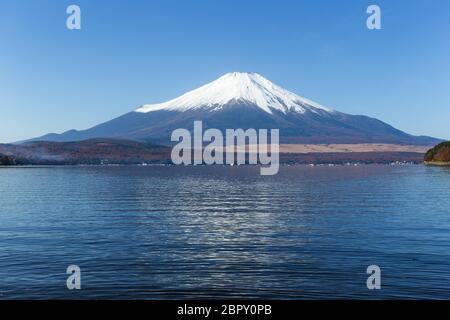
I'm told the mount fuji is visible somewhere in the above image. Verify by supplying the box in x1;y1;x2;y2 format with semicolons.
31;72;439;145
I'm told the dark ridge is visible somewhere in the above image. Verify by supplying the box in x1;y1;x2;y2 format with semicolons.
0;138;427;165
0;138;172;165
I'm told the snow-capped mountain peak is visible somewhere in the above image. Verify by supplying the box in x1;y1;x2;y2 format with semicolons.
29;71;440;146
135;72;332;114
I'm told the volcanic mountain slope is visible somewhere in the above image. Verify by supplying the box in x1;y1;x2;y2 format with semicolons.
31;72;440;145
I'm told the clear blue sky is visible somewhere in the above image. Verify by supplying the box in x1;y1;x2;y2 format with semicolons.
1;0;449;143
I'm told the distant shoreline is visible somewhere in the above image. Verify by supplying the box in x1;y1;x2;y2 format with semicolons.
424;161;450;167
0;162;424;169
0;139;431;166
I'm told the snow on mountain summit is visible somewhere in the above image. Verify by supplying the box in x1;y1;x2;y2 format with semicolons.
135;72;333;114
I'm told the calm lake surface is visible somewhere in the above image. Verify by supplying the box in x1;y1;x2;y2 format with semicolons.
0;165;449;299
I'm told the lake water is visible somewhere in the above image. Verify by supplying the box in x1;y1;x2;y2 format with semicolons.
0;165;449;299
